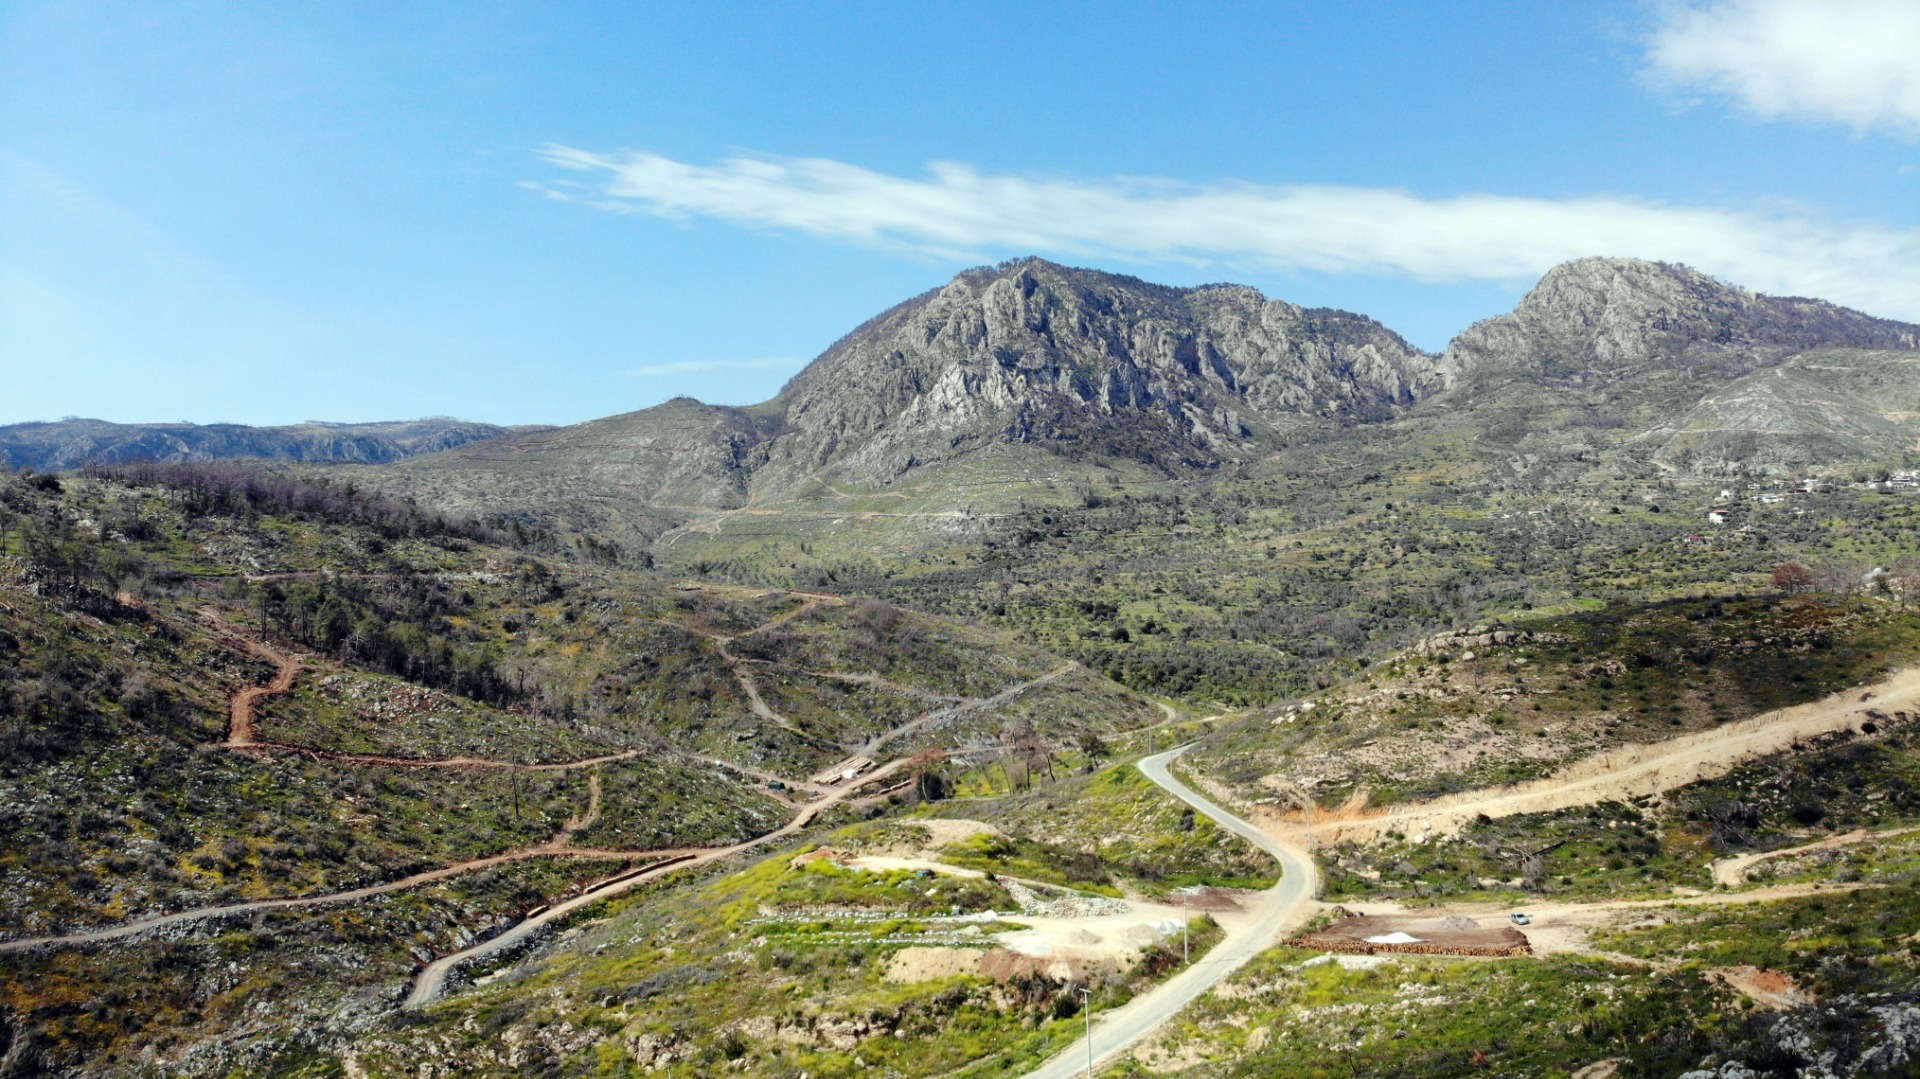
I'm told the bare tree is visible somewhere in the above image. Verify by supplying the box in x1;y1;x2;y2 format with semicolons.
1887;557;1920;607
1808;559;1863;597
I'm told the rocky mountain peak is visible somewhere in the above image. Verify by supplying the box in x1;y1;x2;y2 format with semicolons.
766;257;1439;485
1437;257;1919;393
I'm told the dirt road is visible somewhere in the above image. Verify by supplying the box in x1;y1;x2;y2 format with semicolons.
0;845;692;955
1710;824;1920;886
202;610;649;771
400;755;914;1009
861;666;1075;757
200;608;300;748
238;741;649;772
1019;746;1318;1079
1300;667;1920;844
1352;879;1879;963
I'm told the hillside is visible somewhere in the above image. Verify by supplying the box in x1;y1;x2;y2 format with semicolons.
1645;347;1920;473
355;255;1918;546
1437;258;1918;395
331;257;1920;710
0;464;1157;1074
1418;258;1920;483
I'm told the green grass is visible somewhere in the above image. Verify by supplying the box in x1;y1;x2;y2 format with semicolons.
1123;947;1728;1079
932;761;1277;896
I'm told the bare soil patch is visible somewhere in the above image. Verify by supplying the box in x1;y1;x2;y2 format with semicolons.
1290;911;1530;956
884;946;984;983
1711;965;1813;1010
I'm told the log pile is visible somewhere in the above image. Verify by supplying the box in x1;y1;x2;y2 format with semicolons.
1284;935;1532;958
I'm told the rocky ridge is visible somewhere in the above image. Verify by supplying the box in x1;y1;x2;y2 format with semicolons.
378;258;1440;536
308;257;1920;536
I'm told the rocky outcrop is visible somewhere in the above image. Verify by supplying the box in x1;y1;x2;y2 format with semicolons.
370;256;1920;533
373;258;1440;536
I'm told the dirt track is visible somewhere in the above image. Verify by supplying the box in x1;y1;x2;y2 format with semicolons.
0;844;698;955
401;755;915;1009
1710;824;1920;886
861;665;1075;756
200;608;300;748
1349;879;1880;963
1283;667;1920;844
201;609;649;771
239;740;648;772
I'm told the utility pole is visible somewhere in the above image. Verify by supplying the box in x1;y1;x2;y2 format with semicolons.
1079;986;1094;1079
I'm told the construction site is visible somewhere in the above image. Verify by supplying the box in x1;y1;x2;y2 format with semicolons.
1287;908;1533;958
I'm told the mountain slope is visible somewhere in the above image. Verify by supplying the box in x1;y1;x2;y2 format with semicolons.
382;398;783;540
1403;258;1920;479
359;256;1920;556
1645;347;1920;473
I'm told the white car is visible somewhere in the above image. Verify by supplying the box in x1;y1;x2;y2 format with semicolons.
1510;913;1532;926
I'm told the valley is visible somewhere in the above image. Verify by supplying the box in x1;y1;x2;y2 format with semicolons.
4;255;1920;1077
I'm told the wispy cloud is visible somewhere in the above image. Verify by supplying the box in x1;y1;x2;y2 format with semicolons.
627;356;805;377
540;146;1920;321
1646;0;1920;137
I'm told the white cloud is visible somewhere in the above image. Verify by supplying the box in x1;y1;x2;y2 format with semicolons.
1646;0;1920;136
541;147;1920;322
627;356;805;377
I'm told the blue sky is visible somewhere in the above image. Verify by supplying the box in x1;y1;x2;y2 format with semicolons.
2;1;1917;427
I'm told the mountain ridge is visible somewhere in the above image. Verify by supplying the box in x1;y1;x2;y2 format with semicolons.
369;255;1920;543
0;417;548;471
23;257;1920;542
1437;257;1920;393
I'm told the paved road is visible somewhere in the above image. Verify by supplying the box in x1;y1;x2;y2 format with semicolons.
1019;746;1318;1079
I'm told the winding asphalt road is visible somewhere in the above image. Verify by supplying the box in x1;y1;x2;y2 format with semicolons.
1019;745;1318;1079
